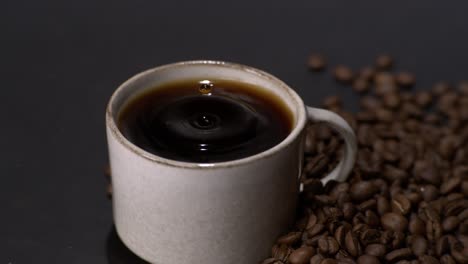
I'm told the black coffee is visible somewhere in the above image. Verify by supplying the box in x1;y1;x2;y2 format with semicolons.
117;79;293;163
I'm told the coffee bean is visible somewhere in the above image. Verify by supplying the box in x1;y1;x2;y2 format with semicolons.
353;78;370;93
385;248;413;263
307;53;327;71
376;196;391;216
414;160;442;185
335;224;350;247
329;237;341;255
395;72;416;88
458;209;468;222
409;214;426;235
334;65;354;84
272;244;292;261
414;91;433;108
383;92;401;109
418;255;439;264
440;177;462;195
432;81;451;96
288;246;315;264
318;237;329;255
350;181;379;202
261;258;283;264
322;258;338;264
440;254;456;264
410;235;428;256
442;216;460;233
381;212;408;232
439;136;459;160
310;254;324;264
345;231;362;257
420;184;440;202
375;54;393;70
360;228;381;245
277;232;302;245
365;244;386;257
308;224;326;237
436;235;451;257
323;96;343;109
450;248;468;264
359;67;376;81
357;255;380;264
391;193;411;215
356;202;375;217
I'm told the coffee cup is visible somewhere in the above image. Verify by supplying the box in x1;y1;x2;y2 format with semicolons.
106;60;357;264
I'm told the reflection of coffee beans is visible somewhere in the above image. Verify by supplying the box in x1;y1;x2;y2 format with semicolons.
261;54;468;264
117;79;293;163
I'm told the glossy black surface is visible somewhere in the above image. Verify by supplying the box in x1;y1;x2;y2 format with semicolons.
2;0;468;262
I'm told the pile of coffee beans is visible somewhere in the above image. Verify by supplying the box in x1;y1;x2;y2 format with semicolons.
262;54;468;264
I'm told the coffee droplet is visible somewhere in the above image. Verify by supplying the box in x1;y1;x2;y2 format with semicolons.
199;80;214;95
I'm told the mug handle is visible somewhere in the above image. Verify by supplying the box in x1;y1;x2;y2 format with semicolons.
305;106;357;185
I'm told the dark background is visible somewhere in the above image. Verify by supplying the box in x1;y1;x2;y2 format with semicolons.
2;1;468;263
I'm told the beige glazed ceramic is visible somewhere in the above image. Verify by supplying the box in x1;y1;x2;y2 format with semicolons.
106;61;357;264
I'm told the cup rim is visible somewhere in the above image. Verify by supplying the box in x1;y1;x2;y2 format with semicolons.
106;60;307;169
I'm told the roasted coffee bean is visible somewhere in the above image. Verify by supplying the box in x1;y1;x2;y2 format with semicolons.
353;78;370;93
307;214;319;229
440;177;462;195
308;224;326;237
436;235;451;257
420;185;440;202
345;231;362;257
395;72;416;88
277;232;302;245
307;53;327;71
383;92;401;109
310;254;324;264
381;212;408;232
334;65;354;84
391;193;411;215
335;225;350;247
418;255;439;264
442;216;460;233
359;67;376;81
385;248;413;263
288;246;315;264
350;181;379;202
414;91;433;108
376;196;391;216
261;258;283;264
360;228;381;245
432;81;451;96
459;209;468;222
365;243;386;257
375;54;393;70
414;161;441;185
322;258;338;264
410;235;428;256
409;214;426;235
323;96;343;109
440;254;456;264
272;244;292;261
356;255;380;264
450;248;468;264
358;199;377;212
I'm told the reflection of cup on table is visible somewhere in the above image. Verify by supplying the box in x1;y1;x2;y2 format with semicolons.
106;61;357;264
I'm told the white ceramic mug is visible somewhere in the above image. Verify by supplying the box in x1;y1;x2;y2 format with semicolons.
106;61;357;264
